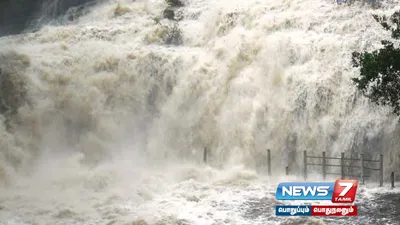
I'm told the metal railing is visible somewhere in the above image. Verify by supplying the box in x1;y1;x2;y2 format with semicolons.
302;151;383;186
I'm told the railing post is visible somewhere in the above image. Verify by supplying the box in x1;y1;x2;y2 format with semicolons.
303;150;307;180
286;166;289;176
267;149;271;176
391;171;395;189
380;154;383;187
203;147;208;163
322;151;326;180
360;153;364;185
341;152;345;179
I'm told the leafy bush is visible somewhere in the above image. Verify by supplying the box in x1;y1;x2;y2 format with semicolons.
163;23;183;45
372;11;400;39
351;10;400;115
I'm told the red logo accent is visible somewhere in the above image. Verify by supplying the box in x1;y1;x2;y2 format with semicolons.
331;180;358;203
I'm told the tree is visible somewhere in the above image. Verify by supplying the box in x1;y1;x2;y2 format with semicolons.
351;11;400;115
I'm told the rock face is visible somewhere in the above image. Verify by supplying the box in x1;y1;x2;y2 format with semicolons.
0;0;103;37
0;51;30;119
165;0;184;7
163;8;175;20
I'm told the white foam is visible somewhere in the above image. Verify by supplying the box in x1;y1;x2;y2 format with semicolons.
0;0;400;224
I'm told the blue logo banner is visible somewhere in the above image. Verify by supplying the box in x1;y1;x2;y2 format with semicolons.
275;182;335;200
276;205;311;216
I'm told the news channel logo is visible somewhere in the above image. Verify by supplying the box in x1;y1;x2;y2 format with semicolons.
275;180;358;217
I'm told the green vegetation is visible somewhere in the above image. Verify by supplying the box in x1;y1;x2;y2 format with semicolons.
372;11;400;39
162;22;183;45
351;10;400;115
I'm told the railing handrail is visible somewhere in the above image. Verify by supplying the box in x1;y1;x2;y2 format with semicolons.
302;151;384;187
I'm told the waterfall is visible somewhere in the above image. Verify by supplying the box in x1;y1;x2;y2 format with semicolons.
0;0;399;224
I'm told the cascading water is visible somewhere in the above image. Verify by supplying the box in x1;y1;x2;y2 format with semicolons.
1;0;400;224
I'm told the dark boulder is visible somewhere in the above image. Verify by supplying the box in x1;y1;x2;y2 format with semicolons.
165;0;184;7
0;0;103;37
0;51;30;119
163;8;175;20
